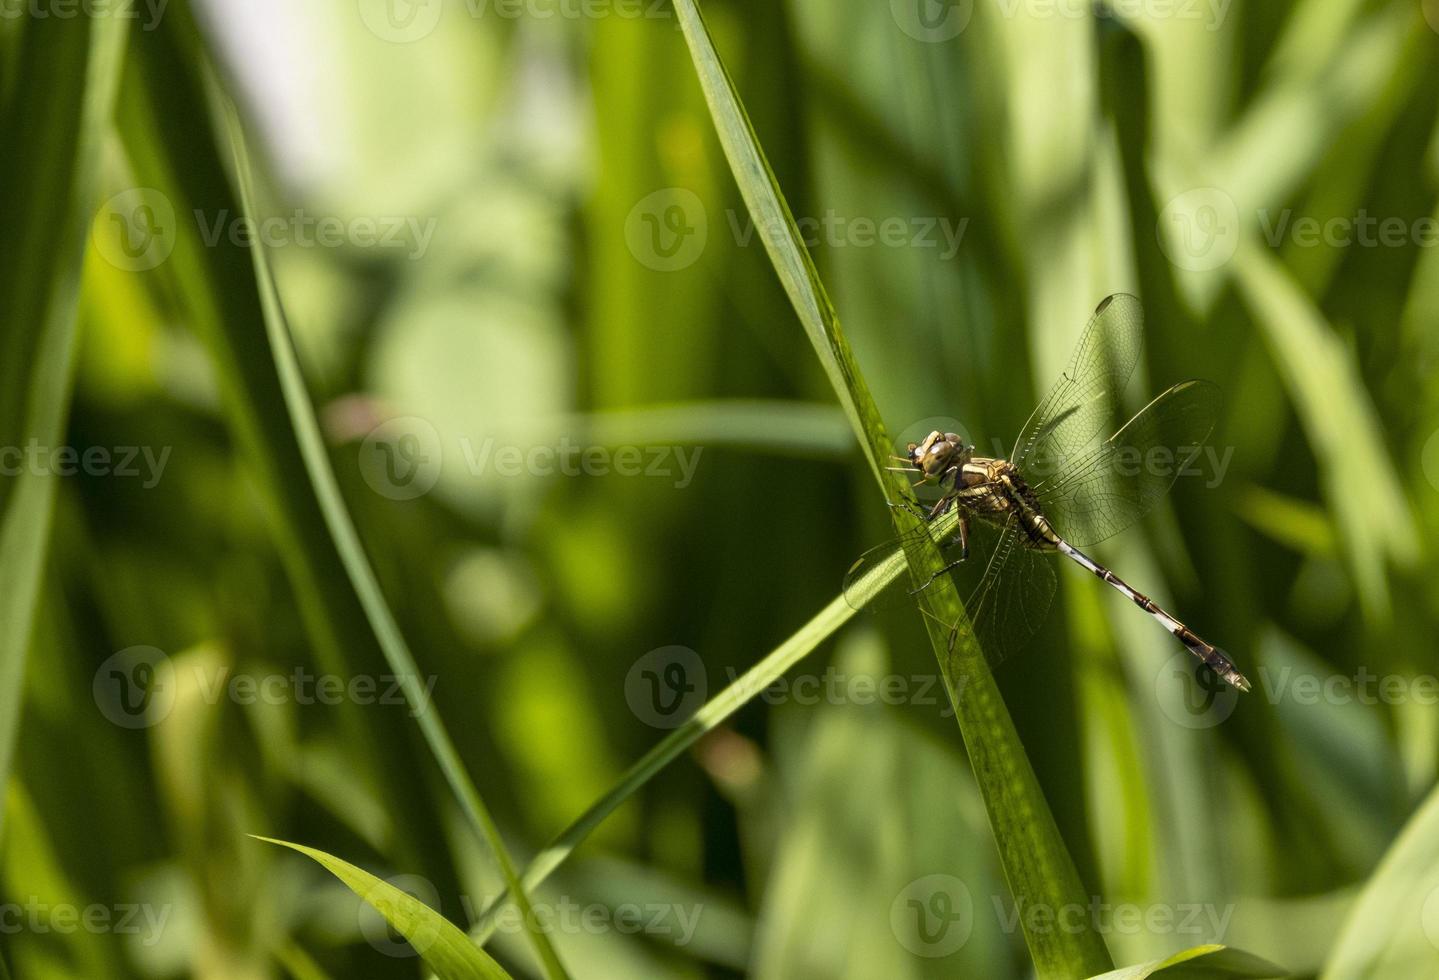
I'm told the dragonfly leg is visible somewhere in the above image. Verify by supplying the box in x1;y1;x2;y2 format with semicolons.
948;514;970;561
905;544;969;598
886;496;926;519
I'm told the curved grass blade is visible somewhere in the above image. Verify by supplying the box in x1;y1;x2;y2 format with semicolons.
466;591;864;944
226;116;569;980
1085;944;1286;980
670;2;1113;975
0;9;125;841
117;9;466;905
1321;784;1439;978
255;838;513;980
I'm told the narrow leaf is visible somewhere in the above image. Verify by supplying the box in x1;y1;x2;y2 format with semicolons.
1086;944;1287;979
255;838;513;980
669;2;1112;975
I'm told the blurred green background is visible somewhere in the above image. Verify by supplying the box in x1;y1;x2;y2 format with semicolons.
3;0;1439;976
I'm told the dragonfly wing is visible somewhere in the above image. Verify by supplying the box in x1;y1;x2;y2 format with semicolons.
1032;379;1220;547
952;522;1057;670
842;507;969;612
1011;294;1145;481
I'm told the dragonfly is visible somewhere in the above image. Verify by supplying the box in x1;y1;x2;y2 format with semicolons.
844;293;1250;692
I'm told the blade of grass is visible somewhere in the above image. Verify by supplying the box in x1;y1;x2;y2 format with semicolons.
1320;784;1439;978
1085;944;1286;980
670;2;1112;975
224;108;569;980
256;837;514;980
0;11;125;837
115;9;566;976
114;7;466;904
464;506;964;945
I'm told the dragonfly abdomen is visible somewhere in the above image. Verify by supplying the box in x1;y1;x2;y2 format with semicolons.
1055;540;1251;692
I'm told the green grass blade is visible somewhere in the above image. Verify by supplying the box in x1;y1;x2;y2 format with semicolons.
113;11;567;976
115;10;466;899
225;114;569;980
1086;944;1287;980
1321;786;1439;978
463;503;962;946
467;590;861;941
0;11;125;837
670;2;1112;975
255;837;514;980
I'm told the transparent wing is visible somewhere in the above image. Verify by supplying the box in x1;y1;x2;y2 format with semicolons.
1031;379;1220;548
843;507;969;613
845;514;1056;670
944;521;1057;671
1011;294;1145;482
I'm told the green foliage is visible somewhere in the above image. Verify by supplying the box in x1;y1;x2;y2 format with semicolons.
3;0;1438;978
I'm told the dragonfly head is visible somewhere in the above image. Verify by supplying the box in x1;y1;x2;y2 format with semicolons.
907;430;969;479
